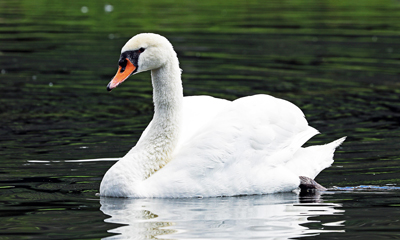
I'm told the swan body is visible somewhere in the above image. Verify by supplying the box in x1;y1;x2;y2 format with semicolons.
100;33;345;198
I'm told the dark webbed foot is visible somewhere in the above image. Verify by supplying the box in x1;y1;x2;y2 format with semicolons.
299;176;327;193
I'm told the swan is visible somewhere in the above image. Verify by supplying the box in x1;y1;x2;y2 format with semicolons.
100;33;345;198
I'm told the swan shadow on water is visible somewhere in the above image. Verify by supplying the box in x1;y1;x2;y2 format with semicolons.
100;192;345;240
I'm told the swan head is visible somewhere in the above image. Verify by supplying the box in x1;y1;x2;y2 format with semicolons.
107;33;176;91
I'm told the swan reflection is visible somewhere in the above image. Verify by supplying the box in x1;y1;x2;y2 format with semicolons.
100;193;344;239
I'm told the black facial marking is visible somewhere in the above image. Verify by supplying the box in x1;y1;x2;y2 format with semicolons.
118;48;144;73
119;58;128;72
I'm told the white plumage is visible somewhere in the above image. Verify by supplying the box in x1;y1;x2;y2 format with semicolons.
100;33;345;198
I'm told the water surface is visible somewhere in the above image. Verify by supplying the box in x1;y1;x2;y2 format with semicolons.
1;0;400;239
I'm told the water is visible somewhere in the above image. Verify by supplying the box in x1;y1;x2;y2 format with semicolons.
1;0;400;239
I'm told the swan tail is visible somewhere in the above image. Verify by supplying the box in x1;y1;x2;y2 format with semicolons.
287;136;346;180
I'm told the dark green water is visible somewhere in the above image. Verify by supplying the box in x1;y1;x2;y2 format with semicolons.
1;0;400;239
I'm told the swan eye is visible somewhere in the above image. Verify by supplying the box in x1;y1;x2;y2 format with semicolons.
138;47;145;53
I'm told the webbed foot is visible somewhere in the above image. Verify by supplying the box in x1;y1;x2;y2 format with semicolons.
299;176;327;193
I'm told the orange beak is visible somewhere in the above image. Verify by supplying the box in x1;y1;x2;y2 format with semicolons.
107;58;136;91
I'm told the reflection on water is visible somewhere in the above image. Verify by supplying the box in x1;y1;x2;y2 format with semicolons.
332;185;400;191
100;193;344;239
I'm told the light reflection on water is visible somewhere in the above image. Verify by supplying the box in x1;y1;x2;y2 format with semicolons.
100;194;345;239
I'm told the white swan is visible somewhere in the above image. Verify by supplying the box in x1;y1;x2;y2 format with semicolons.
100;33;345;198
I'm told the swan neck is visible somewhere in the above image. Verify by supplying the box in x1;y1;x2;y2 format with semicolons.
151;58;183;111
130;55;183;180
